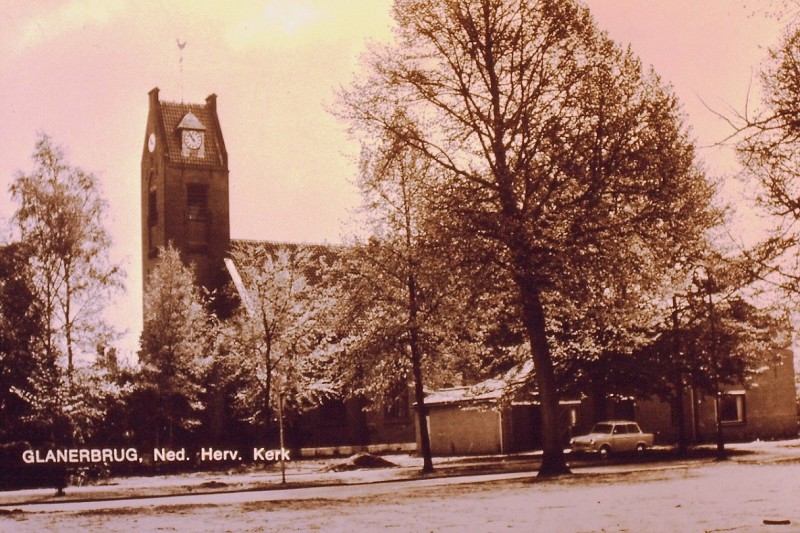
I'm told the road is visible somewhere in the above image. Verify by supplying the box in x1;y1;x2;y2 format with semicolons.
2;470;535;513
2;441;799;532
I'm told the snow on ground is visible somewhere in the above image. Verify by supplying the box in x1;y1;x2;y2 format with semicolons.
2;440;800;532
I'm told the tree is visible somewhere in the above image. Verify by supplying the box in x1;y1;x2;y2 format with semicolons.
225;242;336;447
552;282;668;426
10;133;123;383
673;261;778;459
0;242;43;441
734;20;800;296
83;344;137;447
8;133;123;444
624;249;783;455
330;138;473;472
339;0;717;475
138;243;214;448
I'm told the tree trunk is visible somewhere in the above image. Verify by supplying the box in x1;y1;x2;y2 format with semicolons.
264;362;272;442
411;351;433;472
515;275;570;477
63;264;74;389
589;380;606;426
167;395;174;449
408;272;434;473
707;278;726;461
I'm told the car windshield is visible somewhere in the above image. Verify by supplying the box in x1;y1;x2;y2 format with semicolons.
591;423;613;434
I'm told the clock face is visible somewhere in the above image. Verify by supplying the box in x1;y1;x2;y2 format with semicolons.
148;133;156;152
184;130;202;150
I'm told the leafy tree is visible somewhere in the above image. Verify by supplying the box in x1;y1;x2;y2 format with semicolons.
552;284;667;423
339;0;717;475
8;133;123;445
625;251;783;455
12;327;129;449
225;243;336;447
330;138;476;472
138;243;214;448
10;133;123;384
674;262;780;458
0;242;43;441
84;344;136;447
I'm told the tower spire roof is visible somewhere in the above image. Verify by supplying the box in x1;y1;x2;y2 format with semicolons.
177;111;206;130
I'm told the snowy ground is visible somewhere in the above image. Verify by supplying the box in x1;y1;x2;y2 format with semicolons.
2;440;800;532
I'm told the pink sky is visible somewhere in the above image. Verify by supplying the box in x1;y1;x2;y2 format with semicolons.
0;1;784;356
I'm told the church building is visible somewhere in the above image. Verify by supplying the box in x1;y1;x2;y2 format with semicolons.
140;88;416;453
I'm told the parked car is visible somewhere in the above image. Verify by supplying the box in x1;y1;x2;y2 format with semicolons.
570;420;654;458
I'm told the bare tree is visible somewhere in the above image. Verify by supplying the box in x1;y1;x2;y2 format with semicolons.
732;20;800;297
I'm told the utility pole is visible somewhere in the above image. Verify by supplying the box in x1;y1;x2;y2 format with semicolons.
672;295;687;455
277;378;287;484
702;271;726;461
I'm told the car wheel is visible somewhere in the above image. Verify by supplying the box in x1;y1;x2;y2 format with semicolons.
599;445;611;460
636;443;646;454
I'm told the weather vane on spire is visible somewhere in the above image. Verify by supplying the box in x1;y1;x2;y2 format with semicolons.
177;38;187;103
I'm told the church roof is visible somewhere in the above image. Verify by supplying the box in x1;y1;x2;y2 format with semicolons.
228;239;342;278
225;239;343;311
159;99;224;167
229;239;341;257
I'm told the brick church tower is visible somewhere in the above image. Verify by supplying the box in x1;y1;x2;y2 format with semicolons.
141;87;231;303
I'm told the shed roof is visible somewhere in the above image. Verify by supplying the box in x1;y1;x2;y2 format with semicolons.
424;361;536;406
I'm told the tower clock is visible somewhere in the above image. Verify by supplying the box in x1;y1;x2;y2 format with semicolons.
177;111;206;158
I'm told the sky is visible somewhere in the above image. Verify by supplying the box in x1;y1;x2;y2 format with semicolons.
0;1;786;356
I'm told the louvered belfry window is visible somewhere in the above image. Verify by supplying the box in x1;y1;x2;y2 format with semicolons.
187;184;210;248
187;184;209;221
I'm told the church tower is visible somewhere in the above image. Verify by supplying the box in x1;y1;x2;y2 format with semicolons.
141;87;230;303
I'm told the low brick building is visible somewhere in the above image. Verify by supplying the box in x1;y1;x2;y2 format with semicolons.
636;348;797;444
421;348;797;455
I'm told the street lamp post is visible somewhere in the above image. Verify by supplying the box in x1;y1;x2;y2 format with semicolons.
695;269;726;461
672;294;687;455
709;289;726;462
278;388;286;483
